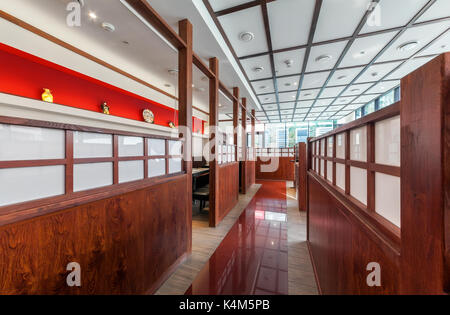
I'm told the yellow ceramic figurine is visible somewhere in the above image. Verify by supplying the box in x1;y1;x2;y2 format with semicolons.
101;102;110;115
42;88;54;103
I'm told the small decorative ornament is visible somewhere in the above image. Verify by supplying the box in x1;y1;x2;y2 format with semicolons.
168;121;176;129
101;102;110;115
42;88;54;103
142;109;155;124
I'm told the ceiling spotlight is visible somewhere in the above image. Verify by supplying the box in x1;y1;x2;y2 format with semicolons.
164;84;171;88
351;88;360;93
239;32;255;42
285;83;292;87
337;75;347;80
315;54;332;63
219;103;223;107
371;72;378;77
88;11;97;20
168;69;179;75
260;85;267;89
264;97;271;101
253;66;264;73
397;40;419;52
441;45;447;49
304;93;312;97
360;50;366;55
284;59;294;68
101;22;116;32
122;40;129;45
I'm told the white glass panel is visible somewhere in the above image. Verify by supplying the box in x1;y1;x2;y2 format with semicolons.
74;162;113;192
169;158;182;174
148;139;166;156
74;131;112;158
315;141;319;155
169;140;182;156
320;159;325;177
350;126;367;161
327;161;333;182
118;136;143;157
149;159;166;178
336;163;345;190
0;124;65;161
327;137;334;157
350;167;367;205
375;173;401;227
0;165;64;206
320;140;325;156
119;160;144;183
336;133;346;159
375;116;400;166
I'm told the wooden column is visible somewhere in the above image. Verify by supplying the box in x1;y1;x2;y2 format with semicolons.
209;57;220;227
233;87;239;162
178;19;193;251
241;98;247;194
251;109;255;161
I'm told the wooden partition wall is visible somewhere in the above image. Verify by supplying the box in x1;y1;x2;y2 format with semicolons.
306;54;449;295
255;148;295;181
295;143;307;212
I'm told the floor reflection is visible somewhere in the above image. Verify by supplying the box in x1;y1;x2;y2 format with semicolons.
185;181;288;295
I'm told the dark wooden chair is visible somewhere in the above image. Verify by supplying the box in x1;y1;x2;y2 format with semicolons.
193;185;209;211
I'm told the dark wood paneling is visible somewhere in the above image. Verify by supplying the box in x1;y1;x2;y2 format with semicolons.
0;176;188;294
297;143;307;211
216;163;239;225
256;157;294;181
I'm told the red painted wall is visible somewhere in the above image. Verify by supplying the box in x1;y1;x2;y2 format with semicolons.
0;43;205;132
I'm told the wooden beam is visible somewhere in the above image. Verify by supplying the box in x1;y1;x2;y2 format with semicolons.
178;19;193;252
209;57;220;227
215;0;276;17
193;53;215;79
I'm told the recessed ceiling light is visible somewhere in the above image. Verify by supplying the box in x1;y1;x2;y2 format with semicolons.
315;54;332;63
371;72;378;77
304;93;312;97
164;84;171;88
397;41;419;52
284;59;294;68
441;45;447;49
360;50;366;55
239;32;255;42
253;66;264;73
101;22;116;32
260;85;267;89
88;11;97;20
285;83;292;87
337;75;347;80
219;103;223;107
122;40;129;45
168;69;178;75
351;88;360;92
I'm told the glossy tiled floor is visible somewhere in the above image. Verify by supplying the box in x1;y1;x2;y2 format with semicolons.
186;181;289;295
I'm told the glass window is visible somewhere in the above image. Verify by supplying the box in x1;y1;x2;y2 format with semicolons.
365;101;375;115
379;90;395;109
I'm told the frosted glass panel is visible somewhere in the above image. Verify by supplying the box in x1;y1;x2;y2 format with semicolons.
118;136;143;157
327;161;333;182
336;133;346;159
350;167;367;205
327;137;333;157
169;140;182;156
148;138;166;156
315;141;319;155
74;162;113;192
149;159;166;177
336;163;345;190
320;160;325;177
0;165;65;206
375;116;400;166
119;160;144;183
375;173;401;227
320;140;325;156
0;124;65;161
169;158;182;174
350;127;367;162
74;132;112;158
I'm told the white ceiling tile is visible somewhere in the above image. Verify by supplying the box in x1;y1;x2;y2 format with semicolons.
307;40;349;72
354;61;403;83
266;110;279;116
274;49;305;76
268;0;315;50
255;111;266;117
340;31;397;67
295;108;310;114
310;107;325;113
314;0;372;42
335;96;357;105
328;66;365;86
377;21;450;63
209;0;255;12
280;109;294;115
328;105;345;112
353;94;379;103
241;55;272;80
278;91;298;102
320;86;346;98
279;102;296;109
262;104;278;110
314;98;334;107
302;71;330;89
417;0;450;23
365;80;400;94
417;29;450;56
361;0;430;34
345;103;365;110
297;100;315;108
253;79;275;94
218;6;268;57
258;93;276;104
298;89;321;100
277;75;300;92
386;56;436;80
341;82;374;96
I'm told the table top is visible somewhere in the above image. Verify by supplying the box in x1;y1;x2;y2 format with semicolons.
192;168;209;175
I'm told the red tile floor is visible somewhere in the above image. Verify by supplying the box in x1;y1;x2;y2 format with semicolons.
186;181;288;295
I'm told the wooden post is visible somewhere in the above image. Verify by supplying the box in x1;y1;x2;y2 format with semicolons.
251;109;255;162
209;57;220;227
241;98;247;194
178;19;193;252
233;87;239;162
